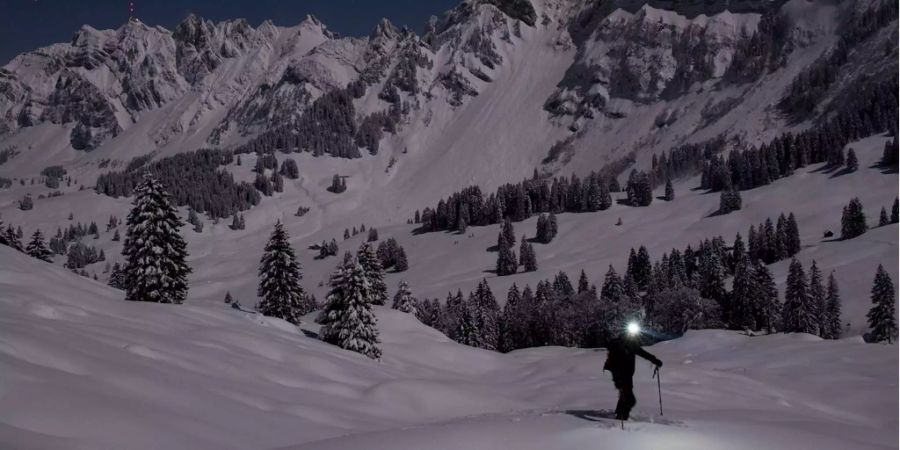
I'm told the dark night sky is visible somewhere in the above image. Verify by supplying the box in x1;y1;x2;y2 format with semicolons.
0;0;460;65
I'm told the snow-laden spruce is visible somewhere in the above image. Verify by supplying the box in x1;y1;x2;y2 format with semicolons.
391;280;417;314
257;221;314;325
319;253;382;359
867;264;897;343
357;242;387;305
25;229;53;262
121;173;190;304
783;258;817;334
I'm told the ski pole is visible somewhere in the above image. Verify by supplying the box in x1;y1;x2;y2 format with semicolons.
652;366;663;416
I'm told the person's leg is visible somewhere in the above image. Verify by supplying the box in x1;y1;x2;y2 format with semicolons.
622;387;636;420
615;388;627;419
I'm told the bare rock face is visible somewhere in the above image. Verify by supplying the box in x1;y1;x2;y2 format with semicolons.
42;70;122;150
545;2;791;122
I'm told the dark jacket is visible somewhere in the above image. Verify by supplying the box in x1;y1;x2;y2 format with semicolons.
603;337;661;386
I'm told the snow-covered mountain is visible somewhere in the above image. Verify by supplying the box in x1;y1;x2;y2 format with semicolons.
0;1;898;448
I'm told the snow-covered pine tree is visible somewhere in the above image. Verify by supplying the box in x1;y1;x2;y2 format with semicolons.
496;231;518;276
548;212;558;240
599;180;612;210
3;225;22;251
867;265;897;344
785;213;801;257
823;272;842;339
393;245;409;272
108;262;127;290
473;279;500;350
729;256;756;330
601;265;626;303
455;294;480;348
841;197;867;239
122;173;191;304
321;256;382;359
443;290;465;341
500;283;526;352
782;258;816;334
25;229;53;262
718;188;742;214
577;270;590;294
317;254;353;328
892;197;898;224
664;178;675;201
112;229;121;241
879;207;889;226
808;261;825;337
392;280;417;314
519;236;537;272
257;221;312;325
358;242;387;305
753;260;780;334
846;148;858;172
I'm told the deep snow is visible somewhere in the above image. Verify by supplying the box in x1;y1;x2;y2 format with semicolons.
0;245;897;450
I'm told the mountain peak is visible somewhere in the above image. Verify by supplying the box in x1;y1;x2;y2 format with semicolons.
370;17;399;40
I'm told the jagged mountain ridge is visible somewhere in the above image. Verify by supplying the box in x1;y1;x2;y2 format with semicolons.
0;0;896;215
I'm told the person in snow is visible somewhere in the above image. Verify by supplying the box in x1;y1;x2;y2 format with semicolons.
603;329;662;420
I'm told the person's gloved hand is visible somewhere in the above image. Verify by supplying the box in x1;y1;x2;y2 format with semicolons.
654;358;663;368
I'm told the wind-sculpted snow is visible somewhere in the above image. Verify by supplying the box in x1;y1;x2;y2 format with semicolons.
0;246;896;449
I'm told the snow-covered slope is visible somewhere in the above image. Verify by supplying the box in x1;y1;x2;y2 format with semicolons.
0;245;896;449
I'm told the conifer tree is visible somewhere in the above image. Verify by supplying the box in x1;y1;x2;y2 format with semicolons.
601;265;626;303
367;228;379;242
577;270;590;294
3;225;22;251
879;207;889;226
257;221;312;324
599;180;612;210
841;198;867;239
500;283;526;352
224;291;233;304
519;236;537;272
845;148;858;172
108;262;128;290
357;242;388;305
500;218;516;248
729;256;756;330
634;246;652;289
25;229;53;262
548;212;558;240
892;197;898;224
122;173;190;304
808;260;825;337
112;229;121;241
496;226;518;276
783;258;816;334
823;272;842;339
320;255;382;359
394;245;409;272
392;280;417;314
454;294;479;347
867;265;897;343
473;279;500;350
664;178;675;201
753;260;780;334
785;213;801;257
718;188;742;214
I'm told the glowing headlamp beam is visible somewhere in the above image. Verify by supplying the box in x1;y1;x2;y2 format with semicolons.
626;322;641;335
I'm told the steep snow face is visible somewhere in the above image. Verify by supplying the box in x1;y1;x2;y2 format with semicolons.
0;246;896;450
